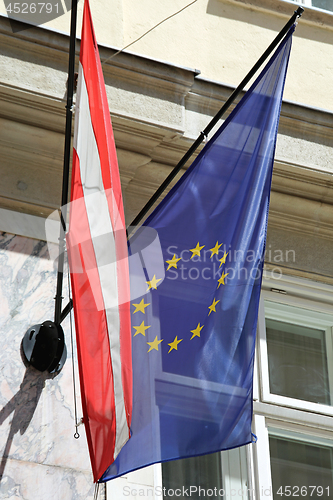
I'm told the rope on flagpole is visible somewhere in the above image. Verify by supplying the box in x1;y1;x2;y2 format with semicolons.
93;483;100;500
67;268;81;439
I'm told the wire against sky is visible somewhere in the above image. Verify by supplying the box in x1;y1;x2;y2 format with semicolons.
101;0;198;66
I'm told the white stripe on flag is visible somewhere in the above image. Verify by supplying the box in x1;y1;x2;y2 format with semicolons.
74;62;129;458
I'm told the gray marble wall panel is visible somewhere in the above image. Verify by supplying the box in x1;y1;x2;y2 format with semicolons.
0;232;101;499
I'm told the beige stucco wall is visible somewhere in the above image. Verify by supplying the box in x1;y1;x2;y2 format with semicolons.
1;0;332;111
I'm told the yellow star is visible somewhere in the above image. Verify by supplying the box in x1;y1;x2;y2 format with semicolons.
217;271;229;288
133;321;151;337
146;275;162;290
218;251;229;268
168;336;183;353
166;254;181;270
208;298;220;315
132;298;150;314
190;323;204;340
147;336;163;352
189;242;205;259
210;241;222;258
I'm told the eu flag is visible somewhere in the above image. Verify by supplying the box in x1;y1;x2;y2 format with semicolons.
101;28;293;481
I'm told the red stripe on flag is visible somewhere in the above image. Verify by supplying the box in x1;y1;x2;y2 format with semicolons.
68;150;117;480
80;0;132;430
67;0;132;482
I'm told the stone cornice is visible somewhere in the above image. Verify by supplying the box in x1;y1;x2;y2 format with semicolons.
1;15;332;146
190;76;333;147
272;161;333;204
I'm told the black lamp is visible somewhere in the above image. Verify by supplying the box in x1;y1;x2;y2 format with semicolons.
22;321;67;373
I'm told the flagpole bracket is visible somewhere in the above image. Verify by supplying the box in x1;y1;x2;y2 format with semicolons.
60;299;73;324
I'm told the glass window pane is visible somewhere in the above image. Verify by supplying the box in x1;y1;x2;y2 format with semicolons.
162;447;249;500
270;436;333;499
312;0;333;13
266;317;331;405
162;453;222;500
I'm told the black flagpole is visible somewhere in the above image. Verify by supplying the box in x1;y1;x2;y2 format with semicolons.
21;0;78;373
58;6;304;323
54;0;79;325
127;6;304;235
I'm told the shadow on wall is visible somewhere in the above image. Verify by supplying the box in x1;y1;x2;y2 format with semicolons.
0;363;57;482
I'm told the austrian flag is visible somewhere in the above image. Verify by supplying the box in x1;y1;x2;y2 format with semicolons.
66;0;132;482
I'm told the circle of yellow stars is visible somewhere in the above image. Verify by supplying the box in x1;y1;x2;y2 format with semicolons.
131;239;230;354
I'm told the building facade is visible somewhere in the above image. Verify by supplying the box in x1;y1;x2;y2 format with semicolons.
0;0;332;498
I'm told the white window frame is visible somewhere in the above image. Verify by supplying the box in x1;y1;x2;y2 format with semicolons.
268;425;333;449
253;414;333;500
221;446;251;500
257;273;333;417
253;329;260;402
292;0;333;14
161;446;252;500
252;414;273;500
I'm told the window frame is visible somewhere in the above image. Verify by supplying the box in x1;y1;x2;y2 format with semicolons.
254;414;333;500
293;0;333;15
257;273;333;416
253;408;333;500
231;0;333;19
161;446;252;500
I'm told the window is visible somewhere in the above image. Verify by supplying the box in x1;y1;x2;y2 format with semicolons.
258;288;333;415
163;453;222;499
311;0;333;12
253;415;333;500
269;431;333;499
253;276;333;500
162;446;250;500
266;303;333;405
291;0;333;14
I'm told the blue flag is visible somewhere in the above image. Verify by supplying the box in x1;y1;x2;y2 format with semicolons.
101;28;293;482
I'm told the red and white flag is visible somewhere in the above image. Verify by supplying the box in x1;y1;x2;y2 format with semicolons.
66;0;132;482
